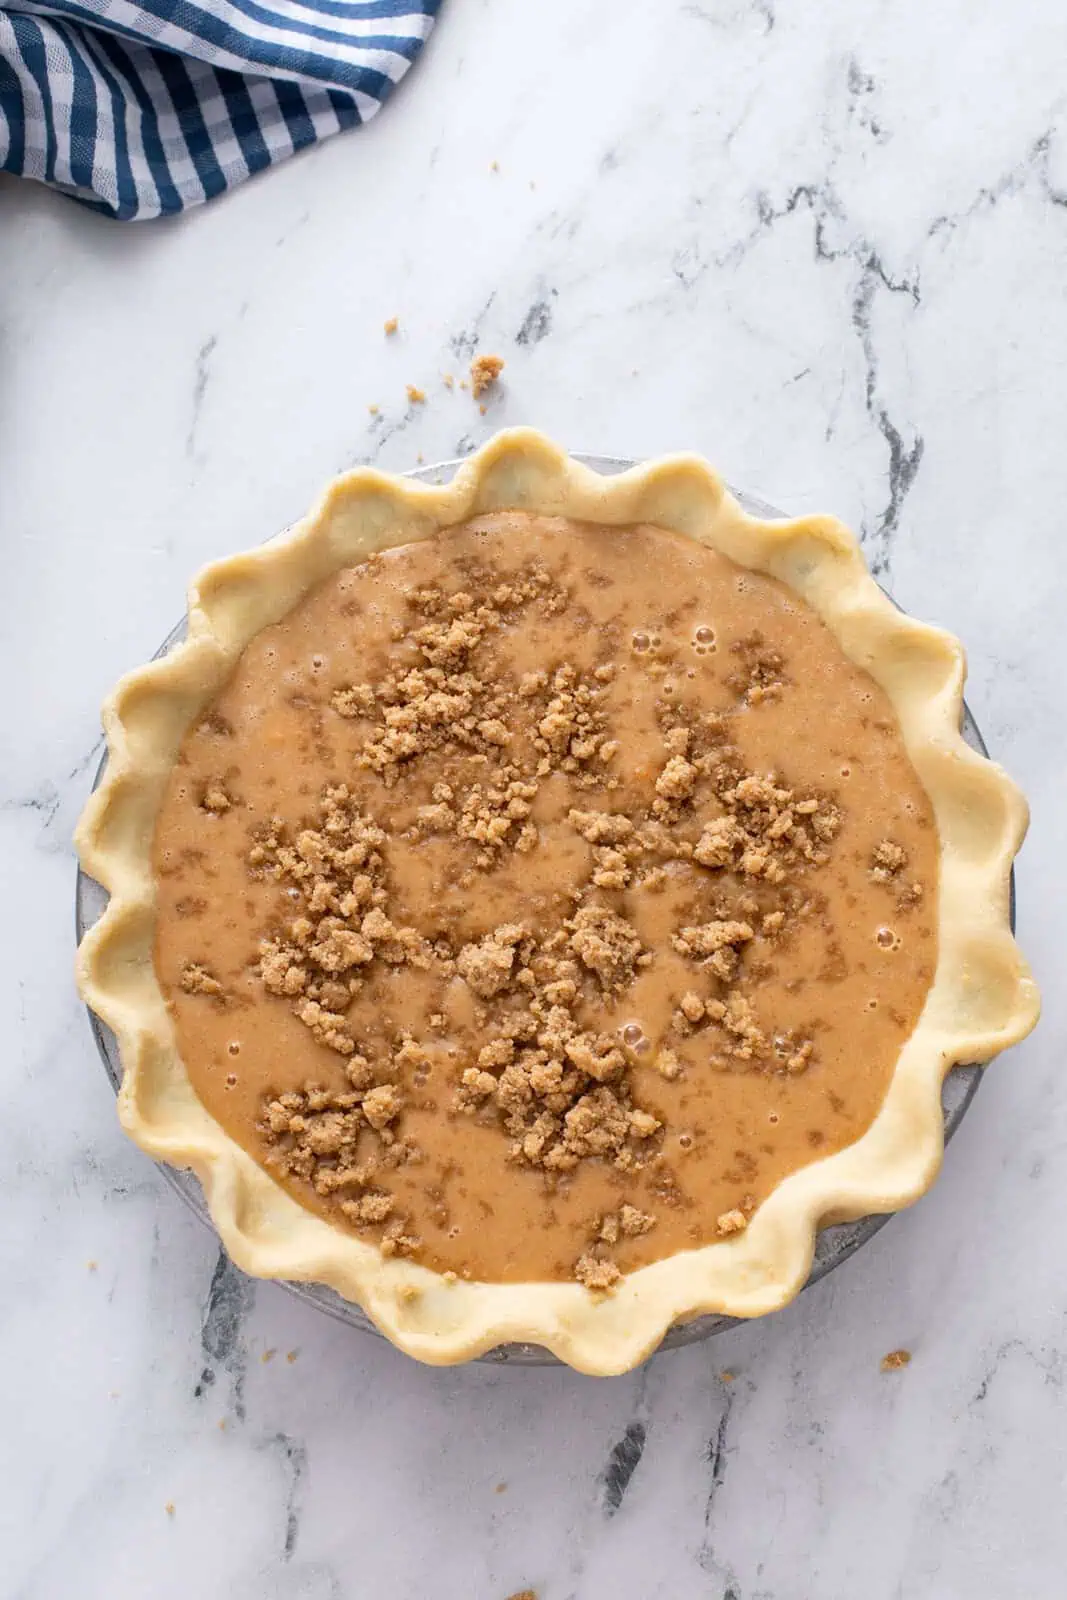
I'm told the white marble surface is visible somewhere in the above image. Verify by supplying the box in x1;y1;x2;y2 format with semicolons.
2;0;1065;1594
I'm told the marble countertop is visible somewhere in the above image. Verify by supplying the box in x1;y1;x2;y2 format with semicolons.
2;0;1065;1594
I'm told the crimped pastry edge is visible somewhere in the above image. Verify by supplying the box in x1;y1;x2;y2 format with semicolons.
75;428;1039;1375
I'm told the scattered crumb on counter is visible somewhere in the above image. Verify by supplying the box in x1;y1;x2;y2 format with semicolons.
384;317;399;335
261;1348;276;1364
470;353;504;397
286;1350;299;1363
87;1259;98;1271
881;1348;912;1372
443;373;455;388
368;403;380;415
719;1370;735;1383
495;1482;507;1494
490;160;499;172
406;384;426;404
164;1502;175;1517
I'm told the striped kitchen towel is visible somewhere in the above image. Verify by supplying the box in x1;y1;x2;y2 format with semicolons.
0;0;441;220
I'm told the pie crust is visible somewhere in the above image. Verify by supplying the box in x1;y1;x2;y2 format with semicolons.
75;429;1039;1373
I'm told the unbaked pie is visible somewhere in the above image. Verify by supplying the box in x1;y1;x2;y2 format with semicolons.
76;430;1038;1372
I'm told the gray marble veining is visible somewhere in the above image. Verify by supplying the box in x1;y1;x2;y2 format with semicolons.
2;0;1065;1595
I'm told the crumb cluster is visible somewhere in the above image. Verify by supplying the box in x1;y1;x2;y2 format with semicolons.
727;631;787;705
470;353;504;396
259;1065;423;1258
249;788;433;1056
326;571;616;813
180;962;224;998
870;838;924;908
200;780;233;814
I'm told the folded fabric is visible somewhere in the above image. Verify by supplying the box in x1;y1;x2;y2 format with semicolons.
0;0;440;219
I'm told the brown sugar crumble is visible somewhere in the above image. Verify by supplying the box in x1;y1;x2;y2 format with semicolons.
159;512;937;1292
384;317;399;335
200;781;233;814
180;962;224;999
728;632;787;706
406;385;426;405
470;353;504;397
871;840;907;880
574;1254;622;1291
881;1348;912;1372
715;1208;748;1237
870;839;924;909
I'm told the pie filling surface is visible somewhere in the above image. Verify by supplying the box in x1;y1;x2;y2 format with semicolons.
153;512;937;1290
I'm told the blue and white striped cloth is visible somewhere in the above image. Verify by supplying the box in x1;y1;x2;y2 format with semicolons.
0;0;440;219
